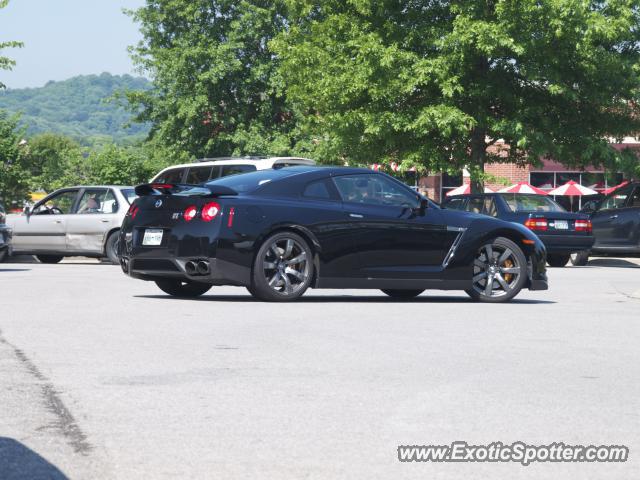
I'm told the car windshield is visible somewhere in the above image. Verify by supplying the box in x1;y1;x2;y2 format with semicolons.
205;167;309;193
119;188;137;204
502;194;566;212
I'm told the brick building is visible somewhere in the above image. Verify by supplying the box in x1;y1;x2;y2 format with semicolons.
419;140;638;211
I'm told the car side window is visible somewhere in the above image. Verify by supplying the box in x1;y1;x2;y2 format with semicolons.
33;190;79;215
466;197;484;214
333;174;419;208
220;164;257;177
600;184;634;210
483;197;498;217
157;168;185;184
78;189;116;214
186;166;213;184
444;198;466;210
628;187;640;208
303;180;333;199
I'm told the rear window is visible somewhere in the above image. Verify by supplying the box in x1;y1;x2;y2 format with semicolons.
206;168;305;193
220;164;257;177
503;194;566;212
119;188;137;204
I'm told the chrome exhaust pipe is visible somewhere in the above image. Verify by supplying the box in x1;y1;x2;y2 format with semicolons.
196;260;210;275
185;261;197;275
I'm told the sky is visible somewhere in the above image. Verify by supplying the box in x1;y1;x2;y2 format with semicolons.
0;0;146;89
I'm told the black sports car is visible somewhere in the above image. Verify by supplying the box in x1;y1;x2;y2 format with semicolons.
442;193;594;267
118;167;548;302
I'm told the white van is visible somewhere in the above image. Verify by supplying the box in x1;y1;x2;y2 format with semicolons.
151;156;316;185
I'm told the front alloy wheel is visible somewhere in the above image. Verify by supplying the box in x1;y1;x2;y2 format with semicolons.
466;237;527;303
249;232;313;301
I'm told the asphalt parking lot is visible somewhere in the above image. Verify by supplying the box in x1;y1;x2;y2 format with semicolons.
1;258;639;479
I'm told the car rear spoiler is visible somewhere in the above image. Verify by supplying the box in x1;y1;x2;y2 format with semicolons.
134;183;238;197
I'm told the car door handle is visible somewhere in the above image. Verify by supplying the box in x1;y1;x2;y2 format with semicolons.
349;213;364;219
610;214;619;219
101;219;110;223
54;220;63;224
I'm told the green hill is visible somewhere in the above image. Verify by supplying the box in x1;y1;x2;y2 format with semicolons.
0;73;151;144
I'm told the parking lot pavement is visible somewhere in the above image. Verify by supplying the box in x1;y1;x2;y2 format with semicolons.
0;260;639;479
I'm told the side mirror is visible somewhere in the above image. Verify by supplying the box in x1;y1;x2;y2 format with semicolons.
23;206;31;216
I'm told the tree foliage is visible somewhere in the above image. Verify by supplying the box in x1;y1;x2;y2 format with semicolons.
21;134;173;192
127;0;297;160
272;0;640;183
0;111;30;207
0;0;23;89
0;73;151;145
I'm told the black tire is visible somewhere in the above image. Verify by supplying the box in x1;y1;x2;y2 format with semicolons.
547;254;570;268
104;231;120;264
570;250;589;266
0;249;7;263
250;231;314;302
465;237;528;303
36;255;63;264
155;279;212;298
381;289;424;299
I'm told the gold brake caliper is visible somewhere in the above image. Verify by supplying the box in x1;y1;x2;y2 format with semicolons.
502;258;514;282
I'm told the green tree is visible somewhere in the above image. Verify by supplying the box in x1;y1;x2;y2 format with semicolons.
83;142;171;186
0;111;30;207
127;0;296;160
273;0;640;188
23;133;84;192
0;0;23;89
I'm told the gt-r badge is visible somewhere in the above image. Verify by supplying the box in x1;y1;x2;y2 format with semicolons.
155;200;163;208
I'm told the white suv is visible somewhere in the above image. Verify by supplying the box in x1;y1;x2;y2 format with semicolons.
151;156;316;184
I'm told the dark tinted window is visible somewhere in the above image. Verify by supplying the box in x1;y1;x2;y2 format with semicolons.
186;166;213;184
600;184;634;210
220;164;257;177
444;198;466;210
628;187;640;208
157;168;185;184
206;168;306;193
303;180;332;199
484;197;498;217
334;174;419;207
466;197;484;214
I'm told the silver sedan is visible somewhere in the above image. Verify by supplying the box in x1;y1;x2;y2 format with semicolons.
5;186;135;264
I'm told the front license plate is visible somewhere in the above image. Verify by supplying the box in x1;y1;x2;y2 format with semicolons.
554;220;568;230
142;229;163;246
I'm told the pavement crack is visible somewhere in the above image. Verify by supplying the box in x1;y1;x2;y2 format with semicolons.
0;332;93;456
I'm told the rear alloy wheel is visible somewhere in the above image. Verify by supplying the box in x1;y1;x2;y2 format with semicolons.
547;254;570;268
250;232;313;301
155;279;212;298
104;231;120;264
36;255;64;264
570;250;590;266
465;237;527;303
381;289;424;299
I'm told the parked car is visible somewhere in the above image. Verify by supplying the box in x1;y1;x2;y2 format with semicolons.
5;186;136;264
572;181;640;265
442;193;594;267
0;202;12;262
118;167;548;303
151;156;316;185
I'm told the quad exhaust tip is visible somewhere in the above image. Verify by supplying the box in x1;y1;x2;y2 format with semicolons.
185;259;210;276
196;261;210;275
